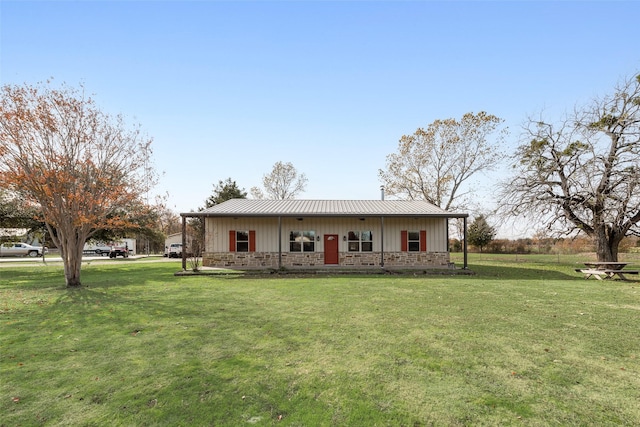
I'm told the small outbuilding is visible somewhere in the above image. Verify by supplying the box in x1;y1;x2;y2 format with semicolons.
164;233;182;256
181;199;468;270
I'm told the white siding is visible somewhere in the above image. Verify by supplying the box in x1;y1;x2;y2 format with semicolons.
205;216;448;253
383;217;448;252
206;217;279;252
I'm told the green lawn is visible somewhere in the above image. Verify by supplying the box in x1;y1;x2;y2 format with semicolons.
1;256;639;426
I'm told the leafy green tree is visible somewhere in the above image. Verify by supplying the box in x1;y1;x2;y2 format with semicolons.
90;201;164;252
205;178;247;208
467;214;496;252
189;178;248;259
499;73;640;262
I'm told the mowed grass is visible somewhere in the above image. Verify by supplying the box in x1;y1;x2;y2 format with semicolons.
1;256;640;426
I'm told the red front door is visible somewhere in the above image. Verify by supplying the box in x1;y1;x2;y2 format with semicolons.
324;234;339;265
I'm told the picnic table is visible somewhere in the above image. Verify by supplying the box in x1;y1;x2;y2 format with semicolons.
575;262;639;281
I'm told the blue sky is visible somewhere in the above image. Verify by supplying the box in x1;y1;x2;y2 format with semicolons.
2;1;639;237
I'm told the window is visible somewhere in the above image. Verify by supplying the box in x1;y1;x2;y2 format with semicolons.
361;230;373;251
236;231;249;252
408;231;420;252
229;230;255;252
289;230;315;252
348;230;373;252
401;230;427;252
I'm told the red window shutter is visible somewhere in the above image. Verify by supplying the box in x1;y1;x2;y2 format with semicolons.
420;230;427;252
249;230;256;252
401;230;408;252
229;230;236;252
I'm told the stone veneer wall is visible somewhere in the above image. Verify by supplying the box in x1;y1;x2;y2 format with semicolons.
203;251;450;269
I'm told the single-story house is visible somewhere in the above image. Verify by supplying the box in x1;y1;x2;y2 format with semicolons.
181;199;468;270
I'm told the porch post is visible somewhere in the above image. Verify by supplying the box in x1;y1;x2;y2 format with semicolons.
181;214;187;271
278;216;282;269
380;216;385;268
463;216;468;269
446;218;450;249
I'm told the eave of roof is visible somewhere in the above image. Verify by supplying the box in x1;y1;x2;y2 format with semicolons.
182;199;468;218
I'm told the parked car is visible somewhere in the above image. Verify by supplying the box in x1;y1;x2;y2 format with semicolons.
109;244;130;258
0;242;48;257
168;243;182;258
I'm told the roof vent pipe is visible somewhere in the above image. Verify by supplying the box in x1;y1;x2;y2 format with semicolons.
380;186;385;201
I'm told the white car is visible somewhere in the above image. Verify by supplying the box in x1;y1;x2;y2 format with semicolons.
168;243;182;258
0;242;48;257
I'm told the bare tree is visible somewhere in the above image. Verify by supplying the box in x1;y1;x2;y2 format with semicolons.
0;81;156;287
187;238;202;272
155;198;182;237
379;112;507;211
249;186;265;200
252;161;308;200
499;73;640;262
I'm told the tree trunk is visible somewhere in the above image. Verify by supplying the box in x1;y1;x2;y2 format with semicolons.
593;228;621;262
45;223;88;288
60;237;86;288
63;243;84;287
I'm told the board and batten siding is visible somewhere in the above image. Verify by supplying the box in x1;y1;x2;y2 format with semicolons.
205;216;448;253
384;217;448;252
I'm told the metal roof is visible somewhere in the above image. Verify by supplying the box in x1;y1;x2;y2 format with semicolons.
184;199;467;218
